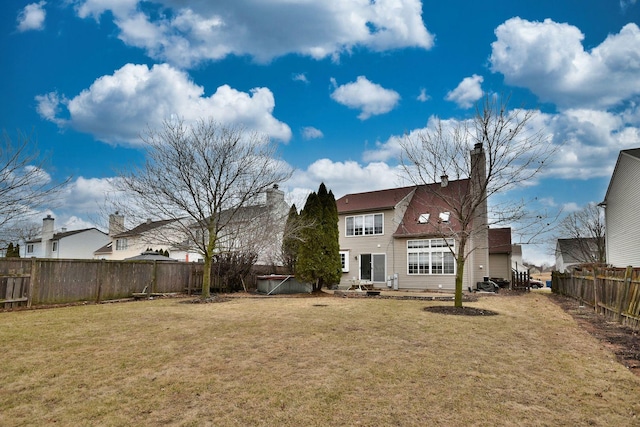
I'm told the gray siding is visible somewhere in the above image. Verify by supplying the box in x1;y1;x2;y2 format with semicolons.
606;153;640;267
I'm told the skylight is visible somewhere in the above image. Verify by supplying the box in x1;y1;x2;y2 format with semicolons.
418;213;430;223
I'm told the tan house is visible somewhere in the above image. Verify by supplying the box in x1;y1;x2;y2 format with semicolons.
488;227;512;281
335;144;490;292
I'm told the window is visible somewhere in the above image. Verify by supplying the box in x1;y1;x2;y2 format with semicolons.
346;213;383;236
115;238;128;250
27;244;34;254
407;239;455;275
52;241;57;252
339;250;350;272
439;212;450;223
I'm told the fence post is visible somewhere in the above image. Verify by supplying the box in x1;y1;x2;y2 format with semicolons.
96;260;104;304
593;267;599;314
27;258;37;307
617;266;633;324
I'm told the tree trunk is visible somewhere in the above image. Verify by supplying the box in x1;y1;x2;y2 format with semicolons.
454;238;467;308
202;254;212;299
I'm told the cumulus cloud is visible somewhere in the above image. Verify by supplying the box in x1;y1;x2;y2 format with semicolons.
490;18;640;109
330;76;400;120
36;63;291;145
17;1;47;32
417;88;430;102
71;0;434;68
285;158;407;207
445;74;483;108
301;127;324;140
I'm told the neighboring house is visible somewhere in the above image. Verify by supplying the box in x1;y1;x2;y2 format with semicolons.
601;147;640;267
335;144;489;291
22;215;110;259
555;238;602;272
95;216;184;261
96;185;290;265
488;228;512;281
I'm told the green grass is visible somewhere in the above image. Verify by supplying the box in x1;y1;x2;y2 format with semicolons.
1;293;639;426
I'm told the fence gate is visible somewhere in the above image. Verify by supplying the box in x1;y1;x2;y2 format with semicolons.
1;274;30;309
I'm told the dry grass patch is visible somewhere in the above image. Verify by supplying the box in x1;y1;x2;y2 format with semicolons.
1;293;639;426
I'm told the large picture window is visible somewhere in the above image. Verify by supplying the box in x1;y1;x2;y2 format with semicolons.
346;213;383;236
407;239;455;275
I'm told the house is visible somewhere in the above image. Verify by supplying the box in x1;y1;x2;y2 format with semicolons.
94;215;184;261
22;215;110;259
601;147;640;267
555;238;602;272
335;143;489;291
488;228;512;281
95;185;290;265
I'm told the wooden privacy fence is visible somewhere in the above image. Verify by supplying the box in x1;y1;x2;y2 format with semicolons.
0;258;204;308
552;266;640;330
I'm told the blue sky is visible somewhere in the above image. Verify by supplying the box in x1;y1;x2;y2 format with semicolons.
2;0;640;265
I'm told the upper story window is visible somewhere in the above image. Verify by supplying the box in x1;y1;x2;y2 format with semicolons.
115;238;128;250
52;241;58;252
27;244;34;254
346;213;383;237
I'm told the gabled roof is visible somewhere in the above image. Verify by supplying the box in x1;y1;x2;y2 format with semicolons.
489;228;512;254
336;186;415;214
393;179;470;237
602;147;640;204
94;242;112;255
114;218;181;238
26;227;106;244
556;238;600;264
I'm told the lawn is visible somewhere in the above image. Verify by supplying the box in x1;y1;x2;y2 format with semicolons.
1;293;639;426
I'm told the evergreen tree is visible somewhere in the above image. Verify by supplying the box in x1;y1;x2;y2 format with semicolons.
296;183;342;292
13;243;20;258
281;204;300;273
6;242;14;258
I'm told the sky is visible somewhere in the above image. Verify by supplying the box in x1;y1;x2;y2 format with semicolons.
2;0;640;266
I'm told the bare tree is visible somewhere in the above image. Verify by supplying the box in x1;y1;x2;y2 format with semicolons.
400;95;556;307
557;203;606;265
115;119;293;298
0;130;68;245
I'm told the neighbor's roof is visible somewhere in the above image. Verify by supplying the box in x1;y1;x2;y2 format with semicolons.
556;238;600;264
489;228;512;254
25;227;105;244
114;218;181;238
336;186;416;214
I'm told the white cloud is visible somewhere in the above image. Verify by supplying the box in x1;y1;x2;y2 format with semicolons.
284;158;407;207
445;74;483;108
17;1;47;32
417;88;430;102
330;76;400;120
36;63;291;145
490;18;640;109
71;0;434;67
293;73;309;84
301;127;324;140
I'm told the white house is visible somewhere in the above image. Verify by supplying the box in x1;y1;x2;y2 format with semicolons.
601;148;640;267
95;185;290;265
22;215;110;259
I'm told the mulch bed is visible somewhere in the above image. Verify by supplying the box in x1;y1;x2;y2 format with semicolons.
549;293;640;377
423;306;499;316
